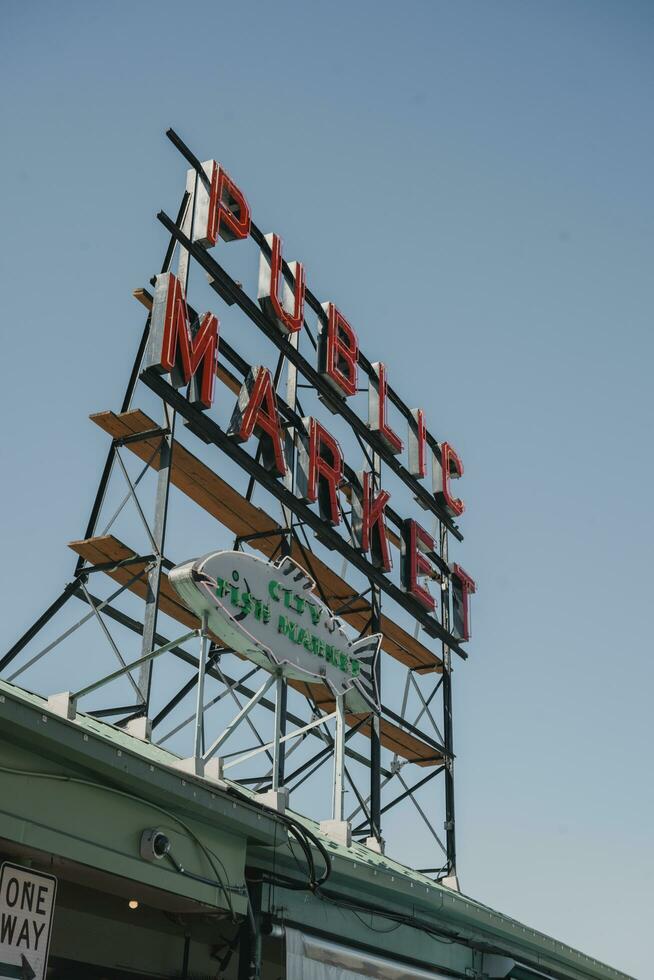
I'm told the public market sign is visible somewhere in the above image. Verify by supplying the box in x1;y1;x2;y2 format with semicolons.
142;137;477;654
170;552;382;713
0;864;56;980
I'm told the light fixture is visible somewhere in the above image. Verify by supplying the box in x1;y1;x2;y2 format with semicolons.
128;899;139;910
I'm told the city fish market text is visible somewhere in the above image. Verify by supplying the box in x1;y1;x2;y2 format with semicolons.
146;154;476;645
213;575;364;679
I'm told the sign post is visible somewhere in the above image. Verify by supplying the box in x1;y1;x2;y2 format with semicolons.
319;693;351;845
333;693;346;822
0;864;57;980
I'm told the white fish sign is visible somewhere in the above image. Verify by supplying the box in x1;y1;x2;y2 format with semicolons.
169;551;381;714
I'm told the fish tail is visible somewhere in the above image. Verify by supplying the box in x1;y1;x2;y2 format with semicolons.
347;633;382;713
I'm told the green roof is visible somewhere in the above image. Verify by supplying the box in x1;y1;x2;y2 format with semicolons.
0;678;633;980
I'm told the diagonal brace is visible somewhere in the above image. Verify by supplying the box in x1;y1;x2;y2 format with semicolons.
202;673;277;763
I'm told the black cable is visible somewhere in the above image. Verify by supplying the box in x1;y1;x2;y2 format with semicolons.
315;888;458;945
277;814;331;890
284;828;313;882
167;848;240;895
223;783;332;893
287;825;316;884
0;764;239;919
293;821;331;889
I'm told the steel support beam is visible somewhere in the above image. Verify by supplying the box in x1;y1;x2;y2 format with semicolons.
0;581;79;673
78;585;387;773
192;613;210;760
352;766;444;834
138;415;175;706
369;451;383;845
440;521;456;876
73;190;190;580
332;695;346;821
203;675;276;764
271;675;284;792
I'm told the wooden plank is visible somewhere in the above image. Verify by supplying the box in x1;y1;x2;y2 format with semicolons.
92;410;280;547
133;288;153;311
307;686;443;766
68;534;442;766
91;409;442;674
68;536;197;631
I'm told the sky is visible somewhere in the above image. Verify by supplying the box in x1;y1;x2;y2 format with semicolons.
1;1;653;977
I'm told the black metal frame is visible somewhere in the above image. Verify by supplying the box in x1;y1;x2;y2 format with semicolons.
1;129;468;880
141;367;464;656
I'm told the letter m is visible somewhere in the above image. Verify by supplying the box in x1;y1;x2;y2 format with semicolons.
277;615;298;641
145;272;219;409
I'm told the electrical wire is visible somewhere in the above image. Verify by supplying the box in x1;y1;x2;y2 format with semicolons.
221;780;332;893
278;818;331;891
0;764;493;961
315;888;458;945
166;846;243;902
284;824;315;882
0;763;238;919
0;765;594;977
0;760;332;906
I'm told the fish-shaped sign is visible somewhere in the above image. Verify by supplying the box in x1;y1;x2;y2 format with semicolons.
169;551;381;714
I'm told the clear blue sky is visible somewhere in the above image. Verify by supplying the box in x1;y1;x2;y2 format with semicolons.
1;2;652;977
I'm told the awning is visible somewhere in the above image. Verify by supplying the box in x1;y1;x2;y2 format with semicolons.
286;928;450;980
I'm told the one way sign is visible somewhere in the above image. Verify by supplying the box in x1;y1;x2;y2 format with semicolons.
0;864;57;980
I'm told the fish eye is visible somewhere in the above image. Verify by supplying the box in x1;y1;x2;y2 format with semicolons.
231;570;240;582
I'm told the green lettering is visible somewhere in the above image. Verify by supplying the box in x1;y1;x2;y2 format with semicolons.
339;652;350;673
229;585;241;606
350;659;361;677
303;630;314;652
312;637;325;658
268;580;280;602
292;593;306;614
282;589;293;609
325;645;336;665
278;615;298;642
262;603;271;624
307;602;322;626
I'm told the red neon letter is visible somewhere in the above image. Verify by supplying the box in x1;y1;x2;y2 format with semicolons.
299;418;343;525
318;303;359;398
408;408;427;479
433;442;465;518
352;471;392;572
401;519;436;613
193;160;251;247
368;362;403;455
258;233;306;335
146;272;219;409
228;366;287;477
450;564;476;642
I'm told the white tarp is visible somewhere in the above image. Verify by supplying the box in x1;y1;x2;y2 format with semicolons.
286;928;449;980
